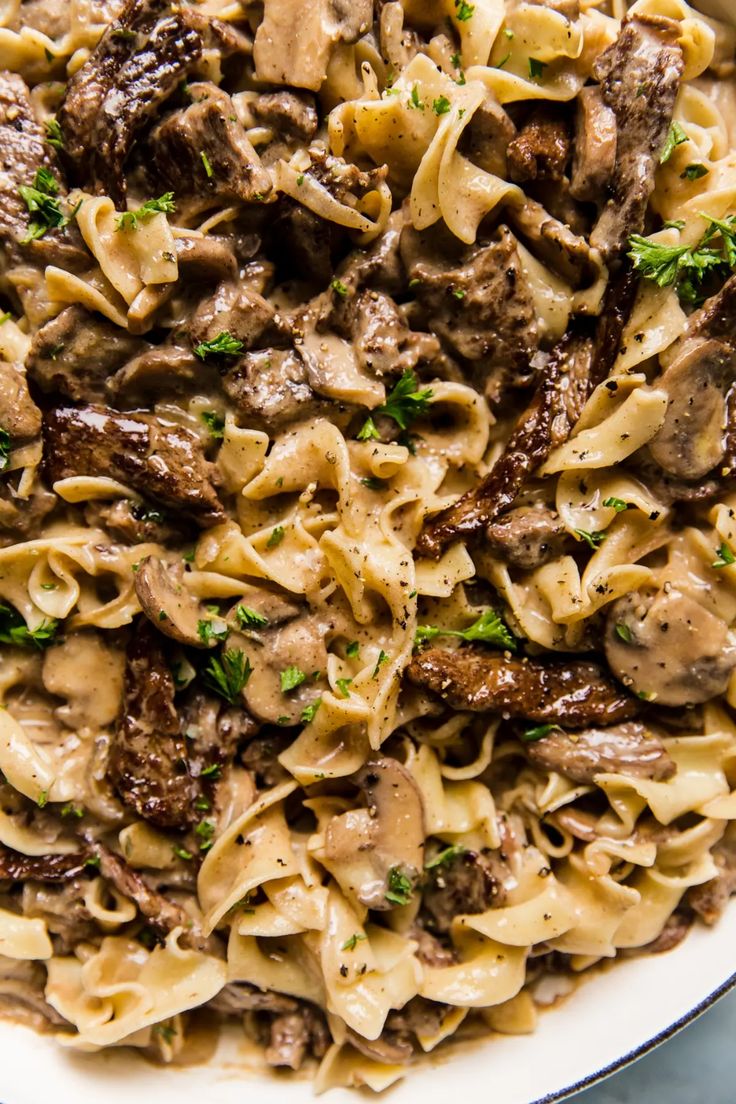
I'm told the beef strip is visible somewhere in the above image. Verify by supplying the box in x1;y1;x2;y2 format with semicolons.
0;361;41;444
108;343;204;405
150;82;270;208
209;983;297;1015
43;404;224;526
687;833;736;925
458;90;516;179
485;505;571;570
179;689;258;778
21;880;96;953
641;909;692;954
523;721;676;783
506;198;599;289
422;850;508;934
507;107;571;183
0;486;56;544
570;86;618;203
402;224;537;372
188;278;277;353
251;92;318;140
84;498;192;546
409;924;457;968
271;200;342;286
330;289;439;380
221;348;326;432
416;270;637;558
108;619;200;829
406;650;639;726
590;14;683;259
26;306;146;402
385;997;451;1047
262;1004;330;1070
0;847;91;882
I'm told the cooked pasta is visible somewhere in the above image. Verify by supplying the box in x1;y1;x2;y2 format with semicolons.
0;0;734;1091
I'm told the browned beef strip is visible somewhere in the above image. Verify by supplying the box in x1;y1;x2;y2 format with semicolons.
687;834;736;925
507;107;570;183
251;92;318;140
485;505;571;570
330;289;440;380
402;224;537;370
89;841;201;940
21;881;97;953
57;0;169;182
422;850;508;934
26;306;146;402
0;486;56;545
384;997;450;1047
0;847;91;882
221;349;326;432
180;689;258;777
459;90;515;179
209;983;297;1015
590;15;683;259
91;13;203;204
570;86;618;203
523;721;676;783
406;649;639;726
109;344;205;406
84;498;192;546
150;82;270;208
0;361;41;444
108;619;200;829
188;279;277;353
42;404;224;526
506;198;599;289
416;270;637;558
409;924;457;968
263;1004;330;1070
346;1028;414;1065
271;201;341;286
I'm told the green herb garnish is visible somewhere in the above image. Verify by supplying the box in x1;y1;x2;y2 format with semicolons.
528;58;547;79
660;121;688;164
203;649;252;703
235;604;268;629
425;844;465;870
194;331;244;359
116;192;175;231
385;866;413;905
415;609;517;651
266;525;285;549
574;529;607;550
0;603;58;648
432;96;451;116
281;665;306;693
357;370;433;442
603;497;628;512
341;933;367;951
712;542;736;568
201;410;225;438
522;723;561;742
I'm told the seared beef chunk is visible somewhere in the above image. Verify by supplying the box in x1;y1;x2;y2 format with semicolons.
21;881;96;952
0;486;56;543
422;850;508;934
209;983;297;1014
262;1003;330;1070
507;107;570;183
180;688;258;775
84;498;191;546
221;349;325;431
687;832;736;925
108;619;200;829
485;505;570;570
251;92;318;140
459;91;515;179
0;361;41;444
407;650;639;726
0;846;91;882
570;86;618;202
26;306;146;402
416;271;637;558
150;82;270;207
109;343;204;405
605;588;736;707
332;289;439;380
402;224;537;372
384;998;450;1049
523;721;676;783
409;924;457;968
188;278;277;353
43;404;224;526
506;198;599;288
590;14;683;259
271;201;341;286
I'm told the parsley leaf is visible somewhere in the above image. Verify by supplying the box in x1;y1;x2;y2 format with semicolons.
574;528;607;550
432;95;451;116
203;649;252;703
200;151;214;178
197;618;228;646
194;331;244;360
454;0;474;20
409;84;424;111
116;192;175;232
0;427;10;472
341;933;367;951
266;525;285;549
415;609;517;652
0;604;58;648
201;410;225;438
19;168;68;242
200;763;221;779
330;277;348;297
194;819;216;851
522;723;561;742
528;58;547;79
712;542;736;568
300;698;321;724
425;844;465;870
281;665;306;693
173;845;193;861
357;370;433;441
235;604;269;629
603;496;628;512
681;163;709;181
615;622;633;643
385;866;413;905
346;640;360;658
335;677;352;698
372;649;388;678
44;118;64;150
660;121;688;164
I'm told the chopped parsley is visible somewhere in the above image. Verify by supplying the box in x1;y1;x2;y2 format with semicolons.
201;410;225;438
173;845;193;861
603;496;628;512
0;427;10;472
574;528;607;550
615;622;633;643
197;618;228;646
385;866;413;905
44;118;64;150
628;213;736;304
346;640;360;658
19;167;69;242
454;0;474;21
195;819;216;851
432;95;451;116
300;698;322;724
281;665;306;693
116;192;175;231
60;803;84;819
522;723;561;742
712;542;736;568
360;476;385;490
357;369;433;442
660;121;688;164
0;603;58;648
681;163;709;181
341;933;367;951
415;609;517;652
200;763;221;779
203;649;252;703
330;277;348;297
235;604;268;629
528;58;547;80
153;1024;176;1044
266;525;285;549
425;844;465;870
194;331;244;359
200;151;214;178
409;84;424;111
335;677;353;698
36;790;48;809
372;649;388;678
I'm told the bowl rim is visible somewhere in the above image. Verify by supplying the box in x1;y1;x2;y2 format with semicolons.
532;967;736;1103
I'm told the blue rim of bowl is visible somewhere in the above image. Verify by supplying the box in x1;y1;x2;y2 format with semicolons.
529;968;736;1103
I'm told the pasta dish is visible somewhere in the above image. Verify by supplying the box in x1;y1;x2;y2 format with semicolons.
0;0;734;1090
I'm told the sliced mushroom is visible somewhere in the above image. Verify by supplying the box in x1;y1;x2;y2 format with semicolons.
134;556;217;648
605;587;736;706
239;612;333;724
648;338;736;480
324;757;425;911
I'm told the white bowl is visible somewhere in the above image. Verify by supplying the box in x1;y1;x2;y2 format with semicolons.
0;902;733;1103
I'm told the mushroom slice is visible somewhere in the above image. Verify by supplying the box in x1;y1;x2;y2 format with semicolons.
605;587;736;706
648;338;736;480
134;555;216;648
324;758;425;911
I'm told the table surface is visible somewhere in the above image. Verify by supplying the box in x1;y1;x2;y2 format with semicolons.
568;988;736;1103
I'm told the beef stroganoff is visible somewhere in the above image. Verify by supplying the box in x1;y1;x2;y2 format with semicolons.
0;0;734;1090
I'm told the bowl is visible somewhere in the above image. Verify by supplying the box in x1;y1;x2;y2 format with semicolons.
0;901;733;1103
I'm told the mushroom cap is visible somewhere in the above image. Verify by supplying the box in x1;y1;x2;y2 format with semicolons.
134;555;215;648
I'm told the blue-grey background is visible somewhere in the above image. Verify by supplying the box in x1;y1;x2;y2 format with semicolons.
568;989;736;1103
